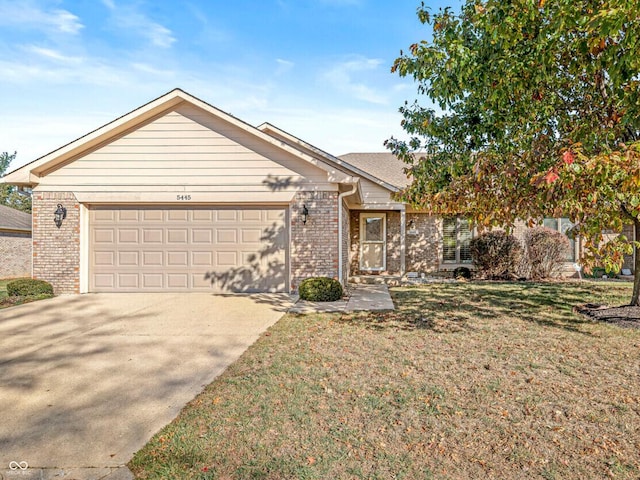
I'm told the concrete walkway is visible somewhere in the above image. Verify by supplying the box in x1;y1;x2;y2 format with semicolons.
0;293;291;480
288;284;395;313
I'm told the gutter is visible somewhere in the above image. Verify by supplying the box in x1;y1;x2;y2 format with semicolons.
338;181;359;285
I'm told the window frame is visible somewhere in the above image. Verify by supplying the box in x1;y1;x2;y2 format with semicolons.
359;212;387;271
442;216;473;265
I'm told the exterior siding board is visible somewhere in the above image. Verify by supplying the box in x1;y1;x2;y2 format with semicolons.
40;105;330;190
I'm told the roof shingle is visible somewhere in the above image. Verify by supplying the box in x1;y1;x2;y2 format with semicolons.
338;153;410;189
0;205;32;232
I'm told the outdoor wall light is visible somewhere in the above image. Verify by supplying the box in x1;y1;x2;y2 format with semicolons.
408;219;416;230
301;204;309;225
54;204;67;228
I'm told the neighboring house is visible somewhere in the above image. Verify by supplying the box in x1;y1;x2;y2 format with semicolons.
0;204;32;279
1;89;632;294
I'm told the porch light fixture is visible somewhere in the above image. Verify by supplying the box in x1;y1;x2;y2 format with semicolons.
301;204;309;225
54;204;67;228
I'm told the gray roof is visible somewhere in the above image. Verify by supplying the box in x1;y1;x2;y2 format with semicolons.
338;153;411;189
0;204;32;232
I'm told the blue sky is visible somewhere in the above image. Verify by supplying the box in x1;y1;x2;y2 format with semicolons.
0;0;461;170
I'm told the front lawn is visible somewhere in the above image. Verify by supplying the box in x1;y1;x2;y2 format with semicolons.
130;281;640;479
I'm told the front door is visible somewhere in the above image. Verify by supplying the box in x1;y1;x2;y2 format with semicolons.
360;213;386;271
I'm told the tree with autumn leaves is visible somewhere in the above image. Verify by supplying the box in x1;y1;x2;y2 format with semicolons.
387;0;640;304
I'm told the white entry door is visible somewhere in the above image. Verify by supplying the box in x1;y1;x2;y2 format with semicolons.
360;213;386;271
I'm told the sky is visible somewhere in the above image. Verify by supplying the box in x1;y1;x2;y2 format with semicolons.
0;0;461;170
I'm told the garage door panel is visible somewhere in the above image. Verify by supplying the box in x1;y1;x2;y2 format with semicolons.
142;210;163;221
119;229;139;243
94;229;114;243
216;251;238;266
192;229;212;243
90;206;287;292
118;274;139;288
167;251;188;266
119;210;140;222
168;210;188;221
167;274;188;288
216;229;237;243
142;274;163;288
241;210;262;221
94;251;115;266
94;274;115;288
142;229;163;243
192;251;213;266
118;251;139;266
142;251;163;266
167;229;188;243
216;210;237;221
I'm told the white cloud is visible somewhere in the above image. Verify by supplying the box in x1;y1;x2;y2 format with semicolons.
0;2;83;34
102;0;176;48
26;45;83;64
323;57;387;105
275;58;294;75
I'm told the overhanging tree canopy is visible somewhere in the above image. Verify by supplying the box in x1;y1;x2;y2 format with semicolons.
0;151;31;213
387;0;640;304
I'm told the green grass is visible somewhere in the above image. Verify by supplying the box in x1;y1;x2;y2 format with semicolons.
0;277;20;300
130;281;640;479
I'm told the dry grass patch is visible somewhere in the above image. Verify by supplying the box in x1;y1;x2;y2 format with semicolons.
130;281;640;479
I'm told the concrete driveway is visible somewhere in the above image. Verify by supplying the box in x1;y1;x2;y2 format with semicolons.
0;293;291;478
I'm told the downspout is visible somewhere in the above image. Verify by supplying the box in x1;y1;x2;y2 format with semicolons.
338;181;359;285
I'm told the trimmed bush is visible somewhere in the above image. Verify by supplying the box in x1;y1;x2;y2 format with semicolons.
453;267;472;280
299;277;343;302
470;231;522;280
6;278;54;297
523;227;570;280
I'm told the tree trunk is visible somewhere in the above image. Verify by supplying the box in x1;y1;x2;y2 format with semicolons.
631;218;640;306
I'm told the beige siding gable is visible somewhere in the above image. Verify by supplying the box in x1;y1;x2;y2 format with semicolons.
348;176;403;208
39;104;332;193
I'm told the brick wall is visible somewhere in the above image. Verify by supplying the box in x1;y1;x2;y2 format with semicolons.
0;231;32;278
406;213;440;273
290;191;339;291
32;192;80;293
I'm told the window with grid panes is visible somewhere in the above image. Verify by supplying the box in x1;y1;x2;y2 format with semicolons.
443;217;472;263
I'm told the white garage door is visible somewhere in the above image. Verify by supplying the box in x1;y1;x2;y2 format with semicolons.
89;206;287;293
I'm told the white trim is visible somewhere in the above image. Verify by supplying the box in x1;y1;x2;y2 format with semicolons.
359;212;387;271
73;192;297;204
79;204;89;293
338;182;358;285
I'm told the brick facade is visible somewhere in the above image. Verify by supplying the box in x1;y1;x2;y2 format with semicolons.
406;213;441;273
290;191;339;291
32;192;80;294
0;231;32;278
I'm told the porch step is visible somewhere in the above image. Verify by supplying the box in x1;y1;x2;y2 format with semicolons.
349;275;404;286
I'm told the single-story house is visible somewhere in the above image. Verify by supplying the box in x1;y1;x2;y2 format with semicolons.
0;204;32;279
2;89;634;293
